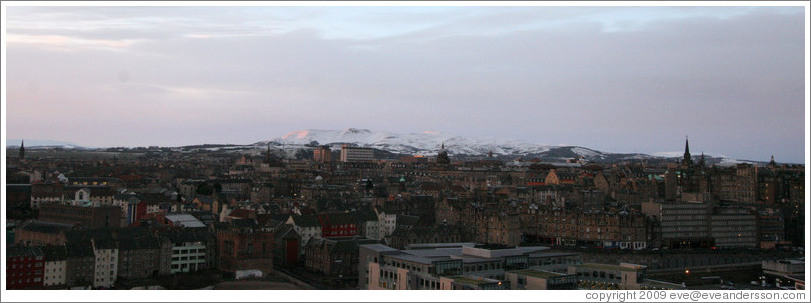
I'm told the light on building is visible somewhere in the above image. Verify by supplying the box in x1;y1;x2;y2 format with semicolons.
685;269;690;274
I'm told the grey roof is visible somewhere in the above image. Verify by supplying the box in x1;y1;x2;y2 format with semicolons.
405;247;464;258
388;252;435;265
7;245;44;258
359;243;400;253
165;213;206;228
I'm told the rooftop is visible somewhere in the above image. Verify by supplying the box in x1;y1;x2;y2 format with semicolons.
511;269;568;279
448;275;500;286
577;263;642;272
165;213;206;228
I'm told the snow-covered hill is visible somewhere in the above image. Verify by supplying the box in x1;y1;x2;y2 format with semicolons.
256;128;555;157
249;128;763;165
6;139;87;149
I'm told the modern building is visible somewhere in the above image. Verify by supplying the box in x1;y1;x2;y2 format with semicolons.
709;207;757;249
440;275;509;290
340;144;375;162
642;201;712;248
313;145;333;163
568;263;646;290
505;269;577;290
358;243;578;290
164;230;214;274
763;259;805;289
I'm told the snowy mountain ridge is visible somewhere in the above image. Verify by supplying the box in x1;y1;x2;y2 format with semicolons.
257;128;556;157
251;128;760;166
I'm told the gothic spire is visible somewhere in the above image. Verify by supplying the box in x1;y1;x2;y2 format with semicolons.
682;136;692;167
19;139;25;160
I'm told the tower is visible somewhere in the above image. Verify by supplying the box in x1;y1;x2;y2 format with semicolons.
19;139;25;160
681;136;692;167
436;142;450;165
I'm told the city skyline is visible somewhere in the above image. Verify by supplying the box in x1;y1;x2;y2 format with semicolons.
3;2;808;164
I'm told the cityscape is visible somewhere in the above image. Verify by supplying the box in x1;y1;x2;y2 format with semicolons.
3;133;806;293
1;2;808;302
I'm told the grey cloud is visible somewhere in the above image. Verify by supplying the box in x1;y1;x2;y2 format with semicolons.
5;6;805;162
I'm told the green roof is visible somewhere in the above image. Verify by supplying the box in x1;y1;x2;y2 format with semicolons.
510;269;567;279
449;276;492;286
577;263;640;272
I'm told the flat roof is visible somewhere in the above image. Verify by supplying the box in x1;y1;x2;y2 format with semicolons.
404;247;463;258
388;253;435;265
576;263;639;272
510;269;568;279
165;213;206;228
529;251;580;258
449;275;498;286
359;244;399;253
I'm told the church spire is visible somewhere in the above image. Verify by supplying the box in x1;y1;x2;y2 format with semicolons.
19;139;25;160
682;136;692;167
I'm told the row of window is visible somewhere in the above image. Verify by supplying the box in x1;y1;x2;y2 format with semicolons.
9;263;44;269
172;248;205;254
8;271;43;277
9;278;42;284
172;255;206;261
577;271;621;280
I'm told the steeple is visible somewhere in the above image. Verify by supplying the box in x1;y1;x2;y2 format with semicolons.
682;136;692;167
769;155;776;167
437;142;450;165
19;139;25;160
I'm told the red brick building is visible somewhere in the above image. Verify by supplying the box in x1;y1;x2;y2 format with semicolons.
318;212;358;237
216;219;274;273
38;204;121;228
7;246;45;289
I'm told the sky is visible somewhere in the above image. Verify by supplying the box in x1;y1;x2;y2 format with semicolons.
2;2;808;163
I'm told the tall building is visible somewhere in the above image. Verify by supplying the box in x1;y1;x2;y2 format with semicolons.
313;145;332;163
340;144;374;162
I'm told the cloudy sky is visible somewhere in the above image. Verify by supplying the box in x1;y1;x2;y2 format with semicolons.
3;3;807;163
